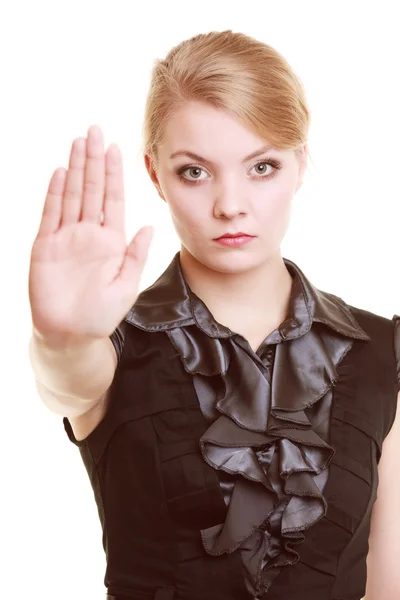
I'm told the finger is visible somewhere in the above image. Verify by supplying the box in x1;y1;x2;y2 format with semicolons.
81;125;105;223
61;137;86;225
103;144;125;233
118;226;154;285
37;168;67;237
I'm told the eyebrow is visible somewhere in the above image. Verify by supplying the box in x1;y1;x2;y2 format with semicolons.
169;144;274;165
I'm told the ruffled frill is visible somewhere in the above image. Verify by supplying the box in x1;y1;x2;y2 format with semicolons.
165;324;356;597
124;251;371;598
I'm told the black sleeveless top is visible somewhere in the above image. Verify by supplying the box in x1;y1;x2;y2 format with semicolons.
63;252;400;600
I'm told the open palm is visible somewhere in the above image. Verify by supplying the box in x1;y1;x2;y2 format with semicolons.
28;125;153;345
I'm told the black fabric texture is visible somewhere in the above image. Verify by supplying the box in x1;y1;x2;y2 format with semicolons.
62;252;400;600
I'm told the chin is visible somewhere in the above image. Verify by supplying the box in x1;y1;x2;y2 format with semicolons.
189;245;262;274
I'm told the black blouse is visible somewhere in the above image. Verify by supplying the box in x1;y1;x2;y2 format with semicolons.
63;252;400;600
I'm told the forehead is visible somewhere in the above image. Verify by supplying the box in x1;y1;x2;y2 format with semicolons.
157;101;300;167
160;101;271;156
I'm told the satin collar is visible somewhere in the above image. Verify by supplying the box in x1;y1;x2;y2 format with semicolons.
125;251;370;345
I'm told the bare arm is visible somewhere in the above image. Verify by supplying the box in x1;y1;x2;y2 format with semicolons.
29;331;118;417
28;124;151;419
364;390;400;599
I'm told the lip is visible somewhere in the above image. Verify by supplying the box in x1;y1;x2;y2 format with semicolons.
214;234;255;247
215;232;253;240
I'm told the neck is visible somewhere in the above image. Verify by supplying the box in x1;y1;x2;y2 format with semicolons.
179;247;294;331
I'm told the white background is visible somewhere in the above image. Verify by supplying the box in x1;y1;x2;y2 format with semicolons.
1;1;399;598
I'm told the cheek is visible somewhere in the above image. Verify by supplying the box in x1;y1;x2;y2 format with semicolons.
169;202;205;237
252;185;294;246
160;180;199;226
255;185;293;220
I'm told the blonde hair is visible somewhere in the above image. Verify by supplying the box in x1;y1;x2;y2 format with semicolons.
141;30;311;170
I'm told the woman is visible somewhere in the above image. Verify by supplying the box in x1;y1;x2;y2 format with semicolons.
29;30;400;600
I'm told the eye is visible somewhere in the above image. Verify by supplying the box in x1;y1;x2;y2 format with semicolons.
177;166;208;183
176;158;282;186
250;159;282;179
252;162;272;176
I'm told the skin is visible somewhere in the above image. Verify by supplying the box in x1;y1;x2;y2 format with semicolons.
144;100;307;347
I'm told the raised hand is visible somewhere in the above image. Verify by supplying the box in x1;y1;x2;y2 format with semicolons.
28;125;153;347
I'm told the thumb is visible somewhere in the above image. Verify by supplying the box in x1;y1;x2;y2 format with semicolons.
118;226;154;285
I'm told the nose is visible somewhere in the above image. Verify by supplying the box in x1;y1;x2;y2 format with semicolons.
213;180;247;219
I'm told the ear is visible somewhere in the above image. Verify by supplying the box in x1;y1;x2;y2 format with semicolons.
144;154;166;201
295;144;308;193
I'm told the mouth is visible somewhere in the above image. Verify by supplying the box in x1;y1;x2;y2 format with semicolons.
214;232;254;240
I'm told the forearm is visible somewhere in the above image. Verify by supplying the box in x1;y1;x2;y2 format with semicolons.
29;331;117;402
